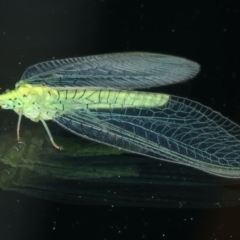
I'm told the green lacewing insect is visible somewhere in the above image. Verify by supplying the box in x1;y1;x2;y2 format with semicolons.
1;52;240;178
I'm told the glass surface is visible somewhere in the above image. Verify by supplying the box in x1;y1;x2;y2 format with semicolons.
1;115;240;208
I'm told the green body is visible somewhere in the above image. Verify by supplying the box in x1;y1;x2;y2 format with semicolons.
0;82;169;122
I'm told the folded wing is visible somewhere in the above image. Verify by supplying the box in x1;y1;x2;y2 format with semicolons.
53;95;240;178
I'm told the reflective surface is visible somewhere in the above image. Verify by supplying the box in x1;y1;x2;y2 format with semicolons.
1;116;240;208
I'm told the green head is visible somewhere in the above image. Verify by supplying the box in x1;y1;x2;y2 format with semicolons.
0;89;19;110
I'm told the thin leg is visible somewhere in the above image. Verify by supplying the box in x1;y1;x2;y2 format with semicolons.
17;113;22;140
40;119;63;150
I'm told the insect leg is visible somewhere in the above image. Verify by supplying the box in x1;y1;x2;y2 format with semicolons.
17;112;22;140
40;119;63;150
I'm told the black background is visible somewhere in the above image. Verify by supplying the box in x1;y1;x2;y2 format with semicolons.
0;0;240;239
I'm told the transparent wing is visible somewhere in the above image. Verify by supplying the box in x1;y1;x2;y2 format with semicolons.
53;95;240;178
19;52;199;89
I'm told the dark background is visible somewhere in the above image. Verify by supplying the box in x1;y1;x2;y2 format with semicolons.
0;0;240;239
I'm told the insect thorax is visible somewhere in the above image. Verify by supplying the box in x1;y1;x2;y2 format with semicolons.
0;83;65;122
